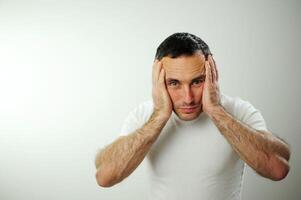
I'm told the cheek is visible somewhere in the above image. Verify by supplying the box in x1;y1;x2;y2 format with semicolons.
192;85;204;100
167;88;181;103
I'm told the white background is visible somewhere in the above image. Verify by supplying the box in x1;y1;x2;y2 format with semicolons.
0;0;300;199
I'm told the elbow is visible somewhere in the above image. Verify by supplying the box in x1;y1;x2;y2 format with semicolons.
95;166;120;188
96;171;112;188
271;163;290;181
269;154;290;181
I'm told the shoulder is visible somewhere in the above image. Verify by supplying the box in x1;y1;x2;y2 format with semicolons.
119;100;154;136
127;99;154;124
220;93;259;120
220;93;268;131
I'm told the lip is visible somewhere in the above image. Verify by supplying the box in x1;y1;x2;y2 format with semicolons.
180;106;198;113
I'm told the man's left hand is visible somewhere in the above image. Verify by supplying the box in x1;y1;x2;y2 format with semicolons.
202;55;221;116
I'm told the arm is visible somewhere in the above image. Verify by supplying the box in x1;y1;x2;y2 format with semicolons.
202;55;290;181
95;111;168;187
207;106;290;181
95;59;172;187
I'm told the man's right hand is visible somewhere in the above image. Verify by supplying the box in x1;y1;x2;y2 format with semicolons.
152;59;173;121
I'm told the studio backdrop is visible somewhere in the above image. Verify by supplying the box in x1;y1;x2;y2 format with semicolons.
0;0;300;200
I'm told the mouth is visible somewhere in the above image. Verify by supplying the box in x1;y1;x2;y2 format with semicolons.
180;106;198;113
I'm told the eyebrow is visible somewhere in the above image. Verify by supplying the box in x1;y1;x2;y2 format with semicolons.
166;74;206;83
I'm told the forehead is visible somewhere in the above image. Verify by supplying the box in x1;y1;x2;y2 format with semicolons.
161;52;206;81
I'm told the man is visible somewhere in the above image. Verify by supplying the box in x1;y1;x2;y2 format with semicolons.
95;32;290;200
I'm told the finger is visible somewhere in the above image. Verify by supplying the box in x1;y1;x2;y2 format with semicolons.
210;55;219;82
212;56;219;82
215;59;219;82
152;59;158;84
152;60;162;85
152;60;156;84
157;62;163;83
208;55;217;83
205;61;212;83
158;67;165;86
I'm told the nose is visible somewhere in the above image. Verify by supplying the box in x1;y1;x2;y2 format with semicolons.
183;85;194;105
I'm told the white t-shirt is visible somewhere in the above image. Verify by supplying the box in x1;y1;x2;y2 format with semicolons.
119;93;268;200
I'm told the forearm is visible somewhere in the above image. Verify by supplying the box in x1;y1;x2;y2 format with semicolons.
95;111;168;187
207;106;290;181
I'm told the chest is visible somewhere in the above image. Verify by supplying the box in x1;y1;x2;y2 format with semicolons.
147;119;240;177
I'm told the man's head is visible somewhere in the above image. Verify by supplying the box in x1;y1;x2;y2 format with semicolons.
155;32;211;121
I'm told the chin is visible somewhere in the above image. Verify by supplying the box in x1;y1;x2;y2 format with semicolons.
175;109;202;121
178;113;199;121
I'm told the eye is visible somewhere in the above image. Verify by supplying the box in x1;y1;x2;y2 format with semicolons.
192;79;204;85
168;81;178;86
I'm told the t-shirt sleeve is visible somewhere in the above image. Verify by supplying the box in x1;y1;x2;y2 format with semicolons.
119;109;141;137
119;100;154;137
235;98;269;132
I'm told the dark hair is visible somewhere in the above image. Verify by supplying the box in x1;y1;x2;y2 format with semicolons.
155;32;211;61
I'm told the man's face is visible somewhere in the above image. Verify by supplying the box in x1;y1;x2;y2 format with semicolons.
161;52;206;121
